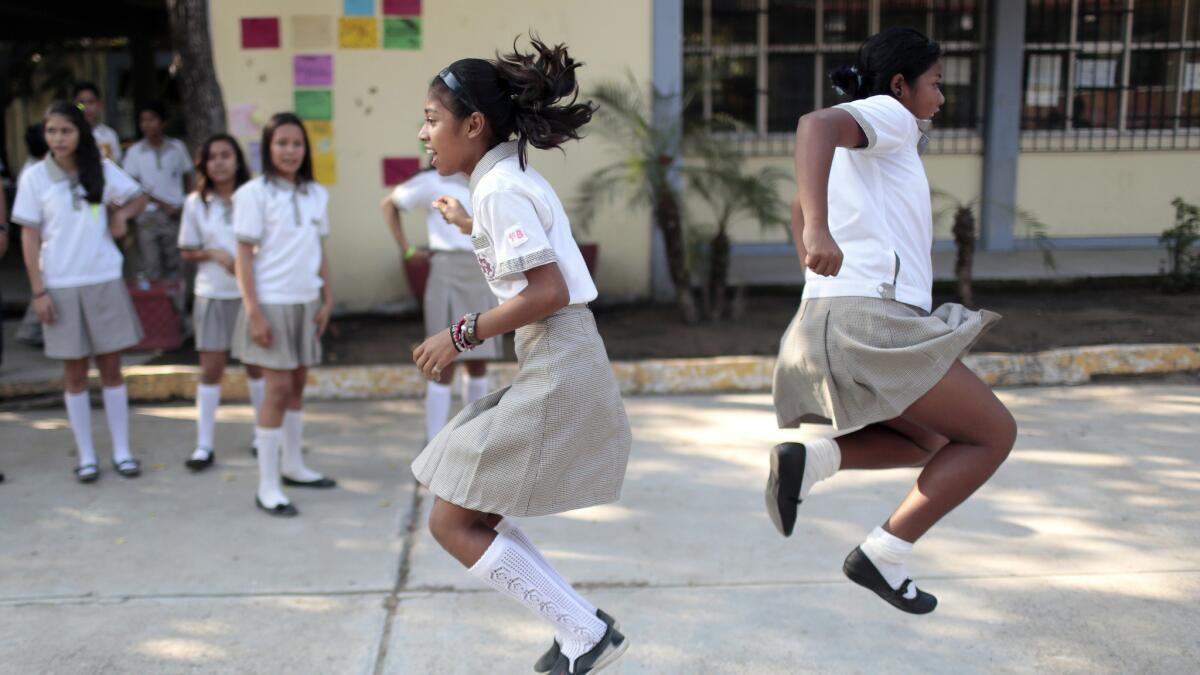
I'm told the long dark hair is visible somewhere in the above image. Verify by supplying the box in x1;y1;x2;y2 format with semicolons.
25;122;48;160
45;100;104;204
195;133;250;200
829;27;941;102
430;35;596;169
260;112;313;183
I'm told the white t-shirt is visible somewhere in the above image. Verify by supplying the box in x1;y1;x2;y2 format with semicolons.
390;170;474;252
801;94;934;312
11;158;143;289
92;123;123;163
233;176;329;305
468;141;597;305
123;137;192;213
178;191;241;299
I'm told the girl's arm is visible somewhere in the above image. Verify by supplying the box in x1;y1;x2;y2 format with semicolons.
314;241;333;337
108;194;149;240
792;108;868;277
180;247;236;273
21;227;55;323
381;195;410;251
236;240;271;347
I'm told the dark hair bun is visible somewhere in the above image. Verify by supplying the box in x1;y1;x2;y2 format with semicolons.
828;64;863;98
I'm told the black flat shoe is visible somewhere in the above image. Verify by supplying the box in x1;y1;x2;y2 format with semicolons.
842;546;937;615
113;458;141;478
534;610;619;673
185;449;215;471
74;464;100;483
255;496;299;517
281;475;336;488
549;611;628;675
765;442;806;537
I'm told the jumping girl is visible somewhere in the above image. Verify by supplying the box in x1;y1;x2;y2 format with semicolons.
410;37;632;674
765;27;1015;614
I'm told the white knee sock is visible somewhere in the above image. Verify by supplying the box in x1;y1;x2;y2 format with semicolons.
801;437;841;500
248;377;265;445
254;426;288;507
64;390;97;468
102;385;132;463
281;410;323;482
195;383;221;457
469;530;606;668
496;520;597;615
425;382;452;441
464;375;490;405
860;526;919;599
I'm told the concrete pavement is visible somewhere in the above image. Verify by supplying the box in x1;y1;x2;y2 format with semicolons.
1;385;1198;673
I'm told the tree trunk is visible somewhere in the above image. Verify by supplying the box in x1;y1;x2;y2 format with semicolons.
653;189;698;324
952;206;976;308
167;0;227;151
707;229;731;320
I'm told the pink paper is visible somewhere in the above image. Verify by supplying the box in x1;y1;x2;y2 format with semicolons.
230;103;259;138
382;157;421;186
383;0;421;15
294;55;334;87
241;17;280;49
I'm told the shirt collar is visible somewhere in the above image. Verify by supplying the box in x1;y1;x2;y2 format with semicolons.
267;175;308;195
43;157;71;183
469;140;518;194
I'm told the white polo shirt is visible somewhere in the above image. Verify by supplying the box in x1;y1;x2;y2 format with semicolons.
468;141;597;305
390;170;474;252
92;123;123;163
801;94;934;312
10;158;143;289
233;175;329;305
123;137;192;213
179;191;241;300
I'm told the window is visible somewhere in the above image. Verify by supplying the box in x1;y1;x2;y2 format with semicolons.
1022;0;1200;151
683;0;987;155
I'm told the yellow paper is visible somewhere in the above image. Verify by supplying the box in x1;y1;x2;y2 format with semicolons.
292;15;333;49
338;16;378;49
304;120;337;185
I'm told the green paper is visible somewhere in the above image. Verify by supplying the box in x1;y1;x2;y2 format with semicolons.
294;89;333;120
383;17;421;49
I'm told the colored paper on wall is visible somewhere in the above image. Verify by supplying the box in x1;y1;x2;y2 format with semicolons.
294;55;333;87
247;142;262;175
295;90;333;120
292;15;333;49
241;17;280;49
338;16;379;48
305;121;337;185
382;157;421;186
343;0;375;16
383;0;421;15
230;103;260;138
383;17;421;49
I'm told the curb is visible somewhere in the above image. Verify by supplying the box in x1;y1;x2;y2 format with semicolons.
1;343;1197;403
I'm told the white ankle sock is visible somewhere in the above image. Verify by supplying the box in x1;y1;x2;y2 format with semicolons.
64;390;97;467
281;410;322;482
860;526;919;599
196;383;221;453
464;375;490;405
425;382;452;440
801;437;841;499
102;385;132;463
495;519;597;615
469;530;606;669
254;426;288;508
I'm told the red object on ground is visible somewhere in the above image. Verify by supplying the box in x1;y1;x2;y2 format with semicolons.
126;279;185;352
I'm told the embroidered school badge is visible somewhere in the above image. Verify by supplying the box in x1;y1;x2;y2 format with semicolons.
477;253;495;280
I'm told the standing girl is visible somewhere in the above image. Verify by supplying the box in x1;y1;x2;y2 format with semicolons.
233;113;336;517
381;166;501;442
410;38;631;674
11;101;149;482
765;28;1015;614
178;134;263;471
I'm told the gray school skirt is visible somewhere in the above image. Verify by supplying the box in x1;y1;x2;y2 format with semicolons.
411;304;632;517
424;251;502;361
231;299;323;370
43;279;144;360
193;297;241;352
773;296;1000;430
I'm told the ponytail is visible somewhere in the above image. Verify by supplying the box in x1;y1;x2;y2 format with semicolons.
828;27;941;102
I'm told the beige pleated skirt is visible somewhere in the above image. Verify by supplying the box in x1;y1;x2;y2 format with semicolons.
231;300;323;370
773;296;1000;430
412;304;632;517
43;279;144;360
193;297;241;352
424;251;502;361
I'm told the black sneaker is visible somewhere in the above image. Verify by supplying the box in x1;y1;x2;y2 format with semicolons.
842;546;937;614
765;442;806;537
534;610;619;673
549;611;628;674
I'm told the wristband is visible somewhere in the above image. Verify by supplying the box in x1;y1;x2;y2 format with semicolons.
404;245;417;260
33;290;48;299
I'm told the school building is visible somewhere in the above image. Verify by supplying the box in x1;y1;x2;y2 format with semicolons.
4;1;1199;311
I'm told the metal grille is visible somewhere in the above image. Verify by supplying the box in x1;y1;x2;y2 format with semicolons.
683;0;988;156
1022;0;1200;151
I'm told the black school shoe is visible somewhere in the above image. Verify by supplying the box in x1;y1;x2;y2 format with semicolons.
281;475;337;488
765;442;807;537
255;496;299;517
842;546;937;615
549;611;628;675
185;449;215;472
534;610;620;673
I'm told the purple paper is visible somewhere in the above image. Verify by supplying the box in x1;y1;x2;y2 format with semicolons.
294;55;334;87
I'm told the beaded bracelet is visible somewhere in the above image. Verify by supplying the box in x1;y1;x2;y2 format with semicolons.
463;312;483;347
450;317;473;353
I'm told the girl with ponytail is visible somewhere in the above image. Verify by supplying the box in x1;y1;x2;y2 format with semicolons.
766;27;1014;615
410;36;631;674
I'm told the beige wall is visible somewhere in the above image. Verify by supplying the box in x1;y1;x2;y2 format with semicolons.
210;0;653;311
